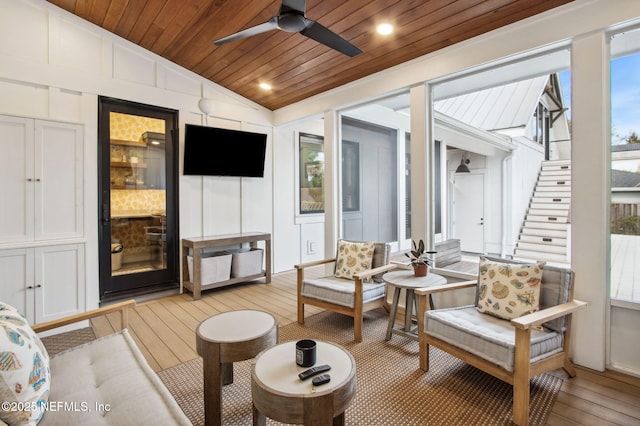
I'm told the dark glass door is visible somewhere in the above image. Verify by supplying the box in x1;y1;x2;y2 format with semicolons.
98;97;179;300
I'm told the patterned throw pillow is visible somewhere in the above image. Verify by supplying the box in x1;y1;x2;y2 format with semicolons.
335;240;375;280
0;301;50;425
476;258;544;320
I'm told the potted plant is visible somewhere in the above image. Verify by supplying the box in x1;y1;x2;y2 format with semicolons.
405;239;437;277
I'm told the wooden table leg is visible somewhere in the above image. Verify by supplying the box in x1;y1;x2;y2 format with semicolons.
222;362;233;385
333;412;346;426
404;289;414;332
202;341;222;426
386;287;401;340
252;403;266;426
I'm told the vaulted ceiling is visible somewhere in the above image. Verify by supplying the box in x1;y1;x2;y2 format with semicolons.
46;0;572;111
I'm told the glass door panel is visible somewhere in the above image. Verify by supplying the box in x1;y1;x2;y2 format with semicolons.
109;112;167;276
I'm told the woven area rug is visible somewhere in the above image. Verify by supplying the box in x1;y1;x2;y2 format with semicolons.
158;309;562;425
40;327;96;356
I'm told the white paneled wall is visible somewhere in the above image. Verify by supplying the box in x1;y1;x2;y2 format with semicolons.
0;0;273;309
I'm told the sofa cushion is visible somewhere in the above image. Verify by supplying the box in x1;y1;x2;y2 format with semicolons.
476;257;544;320
334;240;375;280
0;301;50;426
302;276;386;308
425;305;563;372
39;329;190;425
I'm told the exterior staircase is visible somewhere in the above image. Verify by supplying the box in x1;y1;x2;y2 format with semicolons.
513;160;571;264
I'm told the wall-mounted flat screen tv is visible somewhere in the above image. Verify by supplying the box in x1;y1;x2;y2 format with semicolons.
183;124;267;177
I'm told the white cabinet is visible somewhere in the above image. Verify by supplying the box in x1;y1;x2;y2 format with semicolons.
0;244;85;324
0;115;83;244
0;114;85;325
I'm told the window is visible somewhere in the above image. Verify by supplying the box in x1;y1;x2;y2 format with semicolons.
533;103;550;146
610;31;640;304
299;133;324;214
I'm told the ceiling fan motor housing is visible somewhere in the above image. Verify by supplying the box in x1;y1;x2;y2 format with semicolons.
277;12;308;32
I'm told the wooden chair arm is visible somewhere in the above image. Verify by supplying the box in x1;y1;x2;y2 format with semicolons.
294;257;337;270
511;299;587;330
414;280;478;296
353;263;400;280
32;299;136;333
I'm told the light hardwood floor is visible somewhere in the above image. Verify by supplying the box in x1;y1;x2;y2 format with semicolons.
92;266;640;425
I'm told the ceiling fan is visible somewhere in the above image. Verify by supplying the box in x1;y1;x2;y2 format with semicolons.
213;0;362;57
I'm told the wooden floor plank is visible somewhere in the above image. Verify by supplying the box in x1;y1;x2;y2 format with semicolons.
554;390;638;425
562;377;640;418
125;308;181;370
90;314;115;338
157;297;203;332
140;302;198;361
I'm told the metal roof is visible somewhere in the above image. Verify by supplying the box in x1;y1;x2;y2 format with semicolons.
434;76;548;131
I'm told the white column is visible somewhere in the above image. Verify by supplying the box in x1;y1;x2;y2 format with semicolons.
570;31;609;371
323;110;340;259
410;84;435;250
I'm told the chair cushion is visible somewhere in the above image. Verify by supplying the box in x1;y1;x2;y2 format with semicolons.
302;276;386;308
425;305;563;372
40;329;190;425
476;257;544;320
334;240;375;280
0;301;50;426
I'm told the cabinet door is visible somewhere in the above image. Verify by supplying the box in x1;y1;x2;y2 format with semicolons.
35;120;84;240
0;116;34;243
34;244;85;324
0;248;35;321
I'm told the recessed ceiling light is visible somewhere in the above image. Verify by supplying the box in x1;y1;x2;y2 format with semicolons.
377;23;394;36
259;82;272;90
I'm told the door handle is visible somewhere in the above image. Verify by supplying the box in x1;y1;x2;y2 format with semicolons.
102;203;110;223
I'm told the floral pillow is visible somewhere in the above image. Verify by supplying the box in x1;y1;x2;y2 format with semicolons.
0;301;50;425
335;240;375;280
476;258;544;320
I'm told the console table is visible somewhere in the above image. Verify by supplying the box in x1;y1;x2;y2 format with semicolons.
182;232;271;299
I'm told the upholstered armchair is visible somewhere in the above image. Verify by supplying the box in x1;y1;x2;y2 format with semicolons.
415;256;587;426
295;240;397;342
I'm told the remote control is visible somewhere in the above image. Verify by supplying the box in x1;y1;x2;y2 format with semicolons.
312;374;331;386
298;364;331;381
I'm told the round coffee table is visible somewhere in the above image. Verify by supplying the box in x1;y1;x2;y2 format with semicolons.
196;310;277;426
251;340;356;425
383;269;446;341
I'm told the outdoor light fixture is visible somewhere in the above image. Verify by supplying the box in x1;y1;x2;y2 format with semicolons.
198;98;215;125
456;152;471;173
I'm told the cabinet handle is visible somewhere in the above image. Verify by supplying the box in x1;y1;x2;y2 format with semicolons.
27;178;33;182
26;285;33;289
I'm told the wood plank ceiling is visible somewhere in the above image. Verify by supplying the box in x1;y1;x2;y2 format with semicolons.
46;0;573;111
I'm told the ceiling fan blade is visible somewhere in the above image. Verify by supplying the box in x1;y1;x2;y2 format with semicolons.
214;17;278;46
280;0;306;14
300;21;362;57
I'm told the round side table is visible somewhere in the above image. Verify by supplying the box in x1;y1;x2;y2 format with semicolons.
383;270;447;341
251;340;356;425
196;310;277;426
